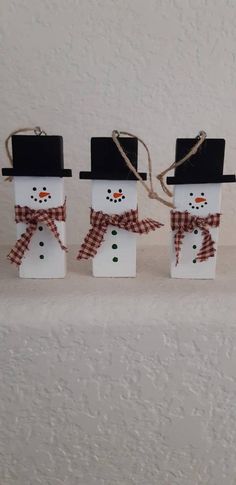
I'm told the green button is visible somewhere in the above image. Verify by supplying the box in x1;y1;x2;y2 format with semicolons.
113;257;118;262
192;245;197;249
111;230;117;235
112;244;118;249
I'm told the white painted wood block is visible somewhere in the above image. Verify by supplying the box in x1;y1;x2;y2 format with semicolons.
92;180;137;277
170;183;221;279
14;176;66;278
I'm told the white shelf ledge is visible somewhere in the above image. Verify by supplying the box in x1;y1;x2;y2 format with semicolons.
1;245;235;326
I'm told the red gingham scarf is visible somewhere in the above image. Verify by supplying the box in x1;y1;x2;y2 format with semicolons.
171;210;221;266
8;201;67;266
77;208;163;260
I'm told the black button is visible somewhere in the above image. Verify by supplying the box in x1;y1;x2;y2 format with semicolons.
38;226;43;231
192;245;197;249
193;259;196;263
39;255;44;259
111;230;117;235
194;230;198;234
39;242;44;247
113;257;118;262
112;244;118;249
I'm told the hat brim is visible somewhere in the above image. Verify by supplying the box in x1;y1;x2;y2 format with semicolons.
2;168;72;177
80;171;147;180
166;174;236;185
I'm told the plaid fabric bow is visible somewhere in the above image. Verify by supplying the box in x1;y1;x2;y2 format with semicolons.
8;201;67;266
77;208;163;260
171;210;221;266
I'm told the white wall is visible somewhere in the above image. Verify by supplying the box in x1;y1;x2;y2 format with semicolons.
1;0;236;246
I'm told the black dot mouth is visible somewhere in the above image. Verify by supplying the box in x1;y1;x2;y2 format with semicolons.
31;196;50;203
107;195;126;202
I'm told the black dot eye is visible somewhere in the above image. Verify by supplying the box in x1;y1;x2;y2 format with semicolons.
43;187;47;191
190;193;193;196
119;189;122;193
201;192;204;196
33;187;37;191
107;189;111;193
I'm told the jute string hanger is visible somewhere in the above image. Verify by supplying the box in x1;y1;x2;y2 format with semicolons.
4;126;47;181
112;130;207;208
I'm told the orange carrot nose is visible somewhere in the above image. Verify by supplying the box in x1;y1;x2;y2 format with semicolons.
39;191;50;198
113;192;122;198
195;197;206;203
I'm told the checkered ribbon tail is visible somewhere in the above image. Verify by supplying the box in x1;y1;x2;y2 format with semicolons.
77;208;163;260
8;201;67;266
171;210;221;266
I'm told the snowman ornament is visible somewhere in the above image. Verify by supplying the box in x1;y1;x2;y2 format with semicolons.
77;137;163;277
2;133;72;278
167;138;235;279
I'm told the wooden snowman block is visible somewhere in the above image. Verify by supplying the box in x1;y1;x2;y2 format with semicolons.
167;138;235;279
2;134;72;278
92;179;137;277
79;137;149;277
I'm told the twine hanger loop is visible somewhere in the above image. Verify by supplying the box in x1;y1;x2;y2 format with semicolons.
156;130;207;197
112;130;174;208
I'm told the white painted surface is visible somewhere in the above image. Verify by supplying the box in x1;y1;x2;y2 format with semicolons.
1;245;236;485
14;177;66;278
92;180;137;277
171;184;221;279
1;0;236;247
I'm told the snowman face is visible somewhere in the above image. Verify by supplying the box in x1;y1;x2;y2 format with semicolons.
174;183;221;215
30;184;52;204
188;190;208;211
92;180;137;213
14;177;65;208
105;186;126;204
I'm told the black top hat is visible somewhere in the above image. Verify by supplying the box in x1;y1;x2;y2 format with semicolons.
2;135;72;177
167;138;235;185
80;137;147;180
